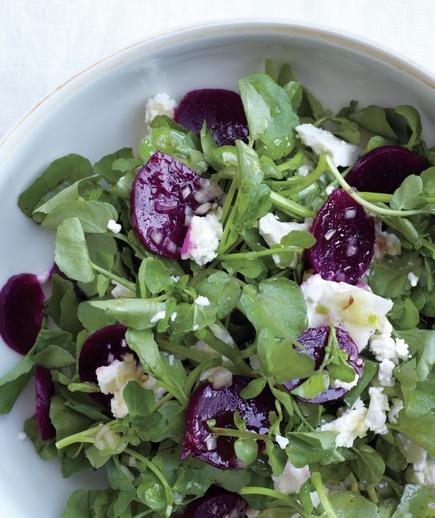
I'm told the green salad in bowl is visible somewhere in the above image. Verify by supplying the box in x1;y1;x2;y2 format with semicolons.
0;60;434;517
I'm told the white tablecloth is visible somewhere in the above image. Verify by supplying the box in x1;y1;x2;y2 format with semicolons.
1;0;435;137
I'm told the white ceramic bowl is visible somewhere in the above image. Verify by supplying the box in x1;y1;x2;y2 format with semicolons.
1;21;434;518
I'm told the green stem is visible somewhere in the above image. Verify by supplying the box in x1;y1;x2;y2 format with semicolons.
367;486;379;504
360;191;435;205
221;177;237;222
219;246;300;261
157;339;209;364
185;358;221;395
279;154;329;197
211;427;263;440
125;448;174;517
55;422;116;450
270;191;313;219
325;156;432;216
90;262;136;292
239;487;304;512
311;472;338;518
277;151;307;172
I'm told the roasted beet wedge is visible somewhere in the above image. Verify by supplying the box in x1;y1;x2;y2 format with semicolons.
182;375;274;469
284;326;362;403
131;152;221;258
308;189;375;284
346;145;428;194
0;273;44;355
35;366;56;440
184;486;248;518
174;89;248;146
79;324;129;406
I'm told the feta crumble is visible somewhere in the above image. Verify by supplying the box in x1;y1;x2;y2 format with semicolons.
107;219;122;234
295;123;359;167
369;334;410;364
377;358;395;387
388;398;403;424
144;92;177;131
18;432;27;441
374;224;401;258
204;434;217;451
365;387;389;434
200;366;233;389
111;281;136;299
194;295;210;307
301;274;393;351
295;164;312;177
331;373;359;391
407;272;419;287
275;434;290;449
272;459;310;494
180;211;223;266
150;310;166;324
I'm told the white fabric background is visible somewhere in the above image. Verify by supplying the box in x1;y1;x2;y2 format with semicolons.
1;0;435;137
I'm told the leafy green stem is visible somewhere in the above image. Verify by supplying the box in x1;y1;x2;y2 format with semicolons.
311;472;338;518
210;426;263;440
270;191;313;219
156;339;209;364
239;486;304;513
219;246;300;261
90;262;136;292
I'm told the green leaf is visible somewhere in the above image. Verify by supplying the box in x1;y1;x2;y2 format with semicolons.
393;105;422;149
392;412;435;455
351;444;385;485
45;273;82;336
94;148;134;183
123;381;155;417
240;377;267;399
291;371;329;399
42;200;118;233
234;438;258;465
328;492;379;517
397;328;435;381
344;360;378;407
256;329;314;383
0;355;34;414
286;431;340;467
239;278;307;339
222;256;267;279
170;301;216;337
138;256;183;295
33;345;75;369
197;271;241;319
239;72;299;159
23;416;58;460
55;217;95;283
392;484;433;517
78;298;166;330
18;154;93;217
49;395;93;441
350;105;397;140
62;489;111;518
390;175;423;210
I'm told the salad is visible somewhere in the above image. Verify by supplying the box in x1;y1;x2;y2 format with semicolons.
0;60;434;517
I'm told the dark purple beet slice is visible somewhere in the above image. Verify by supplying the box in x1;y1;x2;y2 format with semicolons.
78;324;130;407
346;145;428;194
284;327;362;403
184;486;248;518
308;189;375;284
35;366;56;440
131;151;221;259
174;89;248;146
0;273;44;355
182;375;274;469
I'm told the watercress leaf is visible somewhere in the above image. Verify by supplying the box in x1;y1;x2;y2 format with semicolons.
33;345;75;369
123;381;155;417
78;299;167;331
280;229;316;248
197;271;241;319
392;484;433;518
286;431;341;467
327;491;379;518
239;73;299;159
421;166;435;194
55;217;95;283
18;154;93;217
94;148;135;183
240;377;267;399
351;444;385;485
235;438;258;465
0;355;34;414
392;412;435;455
291;371;329;399
392;105;422;149
390;175;423;210
45;274;82;336
138;256;183;295
397;328;435;381
49;395;93;440
23;416;58;459
239;278;307;339
222;256;268;279
257;329;314;383
366;135;388;152
344;360;378;408
170;302;216;337
62;489;111;518
42;200;118;233
299;88;330;120
350;105;397;140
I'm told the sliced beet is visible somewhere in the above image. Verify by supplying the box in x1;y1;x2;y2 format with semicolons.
0;273;44;355
78;324;129;407
184;486;248;517
308;189;374;284
182;375;274;469
131;152;221;259
284;326;362;403
346;145;428;194
174;89;248;146
35;366;56;440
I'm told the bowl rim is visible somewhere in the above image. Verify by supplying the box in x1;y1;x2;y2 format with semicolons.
1;19;434;159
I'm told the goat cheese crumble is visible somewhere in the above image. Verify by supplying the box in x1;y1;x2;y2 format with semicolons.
180;211;223;266
272;459;311;494
107;219;122;234
144;92;177;131
295;123;359;167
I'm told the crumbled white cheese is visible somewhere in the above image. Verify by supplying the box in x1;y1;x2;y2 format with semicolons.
319;398;369;448
301;274;393;351
325;185;335;195
331;373;359;391
296;164;312;177
272;459;310;494
150;310;166;324
194;295;210;307
94;423;119;450
365;387;389;435
204;434;217;451
170;312;177;322
144;92;177;130
369;334;410;364
259;212;310;266
295;124;359;167
107;219;122;234
111;281;136;299
142;374;166;400
200;366;233;389
310;491;320;508
275;434;290;449
96;353;151;418
388;398;403;424
180;212;223;266
374;224;401;258
18;432;27;441
378;358;395;387
407;272;419;287
398;434;435;487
